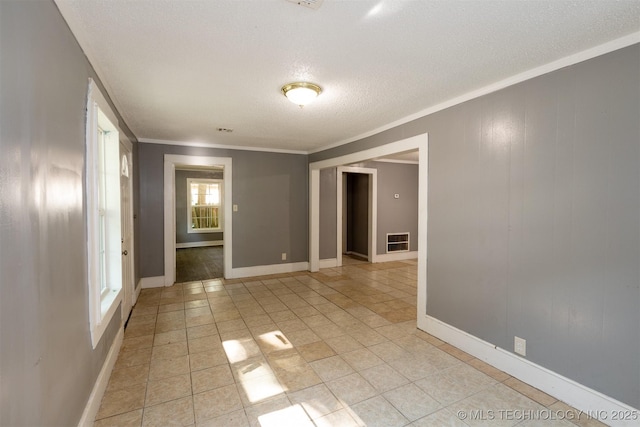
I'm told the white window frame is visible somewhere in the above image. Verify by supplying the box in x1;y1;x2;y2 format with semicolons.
86;78;123;348
186;178;223;233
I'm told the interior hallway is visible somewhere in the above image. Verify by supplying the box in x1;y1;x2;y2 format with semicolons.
95;261;604;427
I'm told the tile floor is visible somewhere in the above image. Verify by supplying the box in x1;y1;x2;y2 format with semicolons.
94;259;606;427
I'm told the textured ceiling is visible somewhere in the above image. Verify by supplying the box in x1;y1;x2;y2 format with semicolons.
55;0;639;153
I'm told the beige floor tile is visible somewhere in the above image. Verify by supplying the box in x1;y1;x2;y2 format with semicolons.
107;364;150;391
326;373;378;405
151;341;189;360
276;318;309;333
185;314;215;328
186;323;219;340
153;329;187;347
145;373;192;407
359;363;409;393
350;329;388;347
275;366;323;393
99;261;577;427
115;346;153;368
214;318;247;334
287;384;343;419
149;355;190;381
191;364;235;394
155;318;186;333
410;407;469;427
388;354;438;381
297;341;336;362
188;335;223;354
503;377;558;406
142;396;194;427
96;383;147;420
125;322;156;338
93;409;143;427
185;306;211;318
350;395;409;427
254;329;294;354
286;328;322;347
341;348;385;371
466;358;511;382
190;348;228;372
196;409;250;427
325;335;364;354
236;371;286;406
185;299;209;308
314;409;363;427
450;383;545;427
310;355;355;382
222;337;263;363
121;334;154;351
367;340;409;362
212;309;242;322
440;343;474;362
193;384;243;423
158;302;185;313
383;383;441;421
310;324;347;340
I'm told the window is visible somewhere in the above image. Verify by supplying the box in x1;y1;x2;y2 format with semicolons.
86;79;122;348
187;179;223;233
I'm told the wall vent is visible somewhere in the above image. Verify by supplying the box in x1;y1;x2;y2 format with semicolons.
286;0;324;10
387;233;409;253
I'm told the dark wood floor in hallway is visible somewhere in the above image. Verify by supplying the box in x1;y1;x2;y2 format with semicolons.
176;246;223;283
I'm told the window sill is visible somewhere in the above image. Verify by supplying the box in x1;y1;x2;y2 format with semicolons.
90;288;122;348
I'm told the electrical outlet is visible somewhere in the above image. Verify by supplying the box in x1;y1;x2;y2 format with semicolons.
514;336;526;356
281;252;287;261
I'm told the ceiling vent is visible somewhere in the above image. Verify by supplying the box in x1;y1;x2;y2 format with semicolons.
286;0;324;10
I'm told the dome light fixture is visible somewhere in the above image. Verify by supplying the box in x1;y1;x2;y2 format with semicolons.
281;82;322;107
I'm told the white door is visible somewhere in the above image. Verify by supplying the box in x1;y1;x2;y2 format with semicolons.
120;138;135;321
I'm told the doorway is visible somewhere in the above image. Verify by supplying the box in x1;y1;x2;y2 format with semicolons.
337;166;377;266
309;133;428;328
163;155;233;286
174;167;225;282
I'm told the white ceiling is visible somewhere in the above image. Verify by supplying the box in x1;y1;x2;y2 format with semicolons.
55;0;639;154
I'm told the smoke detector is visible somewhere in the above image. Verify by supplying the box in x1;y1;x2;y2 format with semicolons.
286;0;324;10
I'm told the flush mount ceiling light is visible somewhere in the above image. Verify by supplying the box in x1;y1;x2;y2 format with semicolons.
281;82;322;107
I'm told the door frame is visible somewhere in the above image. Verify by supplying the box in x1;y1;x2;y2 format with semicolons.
337;166;377;266
309;132;428;321
119;134;135;321
164;155;232;285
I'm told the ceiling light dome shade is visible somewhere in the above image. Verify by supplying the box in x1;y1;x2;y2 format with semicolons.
282;82;322;106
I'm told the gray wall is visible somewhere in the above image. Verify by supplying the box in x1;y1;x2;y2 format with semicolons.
138;143;308;276
319;162;419;259
319;168;337;259
0;1;135;425
367;161;419;254
175;169;224;244
311;45;640;408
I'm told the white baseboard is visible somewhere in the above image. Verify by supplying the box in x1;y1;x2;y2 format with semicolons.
376;251;418;263
139;276;166;289
133;281;142;304
229;261;309;279
176;240;223;249
319;258;338;269
77;326;124;427
419;315;639;427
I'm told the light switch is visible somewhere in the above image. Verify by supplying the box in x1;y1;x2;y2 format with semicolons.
233;204;238;212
